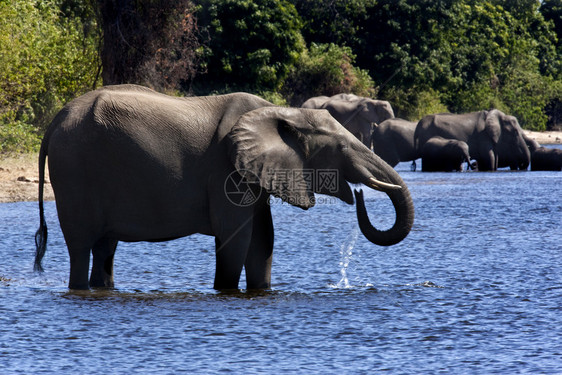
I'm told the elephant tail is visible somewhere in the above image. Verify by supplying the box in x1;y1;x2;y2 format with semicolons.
34;132;49;272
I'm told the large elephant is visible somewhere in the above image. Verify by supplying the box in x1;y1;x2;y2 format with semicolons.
421;137;471;172
414;110;530;171
371;118;419;168
303;96;395;148
35;85;414;291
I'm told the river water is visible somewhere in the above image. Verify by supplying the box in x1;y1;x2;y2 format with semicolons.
1;155;561;374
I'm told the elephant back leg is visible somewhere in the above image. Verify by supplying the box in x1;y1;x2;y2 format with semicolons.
66;245;91;290
244;203;274;289
90;237;118;288
55;201;104;290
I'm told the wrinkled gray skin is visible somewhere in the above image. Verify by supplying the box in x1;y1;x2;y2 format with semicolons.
301;95;330;109
415;110;530;171
301;93;361;109
35;85;414;291
302;96;395;148
372;118;419;168
329;93;362;101
421;137;471;172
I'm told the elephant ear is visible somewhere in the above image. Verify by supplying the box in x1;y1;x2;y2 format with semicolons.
227;107;316;209
484;109;502;144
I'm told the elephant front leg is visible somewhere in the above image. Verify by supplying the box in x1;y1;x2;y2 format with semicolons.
90;237;118;288
478;147;497;171
244;205;274;289
213;218;253;291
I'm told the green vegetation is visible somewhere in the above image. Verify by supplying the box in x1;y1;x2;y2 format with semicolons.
194;0;304;93
1;0;561;153
0;0;100;154
281;43;375;106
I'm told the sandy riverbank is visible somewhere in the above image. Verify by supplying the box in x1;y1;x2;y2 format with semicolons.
522;130;562;145
0;153;54;203
1;130;560;203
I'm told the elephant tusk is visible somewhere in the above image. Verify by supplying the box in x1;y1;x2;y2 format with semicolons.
367;177;402;191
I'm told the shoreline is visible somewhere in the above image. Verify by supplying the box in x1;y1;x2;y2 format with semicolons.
522;130;562;145
1;130;560;203
0;153;54;203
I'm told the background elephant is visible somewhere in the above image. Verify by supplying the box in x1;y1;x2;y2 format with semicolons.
301;93;361;108
301;95;329;109
371;118;419;169
521;134;562;171
414;109;530;171
421;137;471;172
329;93;361;101
530;147;562;171
302;96;395;148
35;84;414;291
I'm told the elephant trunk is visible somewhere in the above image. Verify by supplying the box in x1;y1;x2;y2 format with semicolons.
354;174;414;246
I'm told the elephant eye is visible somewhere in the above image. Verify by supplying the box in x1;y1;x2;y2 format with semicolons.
338;142;349;151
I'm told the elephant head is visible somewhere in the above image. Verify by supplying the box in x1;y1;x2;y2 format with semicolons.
360;98;395;124
318;98;395;148
227;107;414;246
522;132;541;153
485;109;530;170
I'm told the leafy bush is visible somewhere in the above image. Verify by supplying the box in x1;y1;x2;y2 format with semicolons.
0;121;42;155
499;68;558;131
194;0;304;93
383;88;448;121
281;43;375;106
0;0;99;153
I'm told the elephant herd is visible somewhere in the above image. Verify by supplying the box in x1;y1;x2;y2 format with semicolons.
33;86;559;292
303;94;562;172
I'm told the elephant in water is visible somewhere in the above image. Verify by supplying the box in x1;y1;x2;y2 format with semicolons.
35;85;414;291
371;118;420;169
523;134;562;171
421;137;472;172
414;109;530;171
302;94;395;148
530;147;562;171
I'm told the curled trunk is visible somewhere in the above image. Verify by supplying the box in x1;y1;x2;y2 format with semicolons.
354;181;414;246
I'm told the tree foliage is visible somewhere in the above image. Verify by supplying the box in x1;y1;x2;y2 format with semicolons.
193;0;304;93
97;0;200;91
0;0;100;153
292;0;561;130
2;0;561;153
281;43;374;106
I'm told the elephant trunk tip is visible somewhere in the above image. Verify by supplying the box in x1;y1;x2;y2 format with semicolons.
354;186;414;247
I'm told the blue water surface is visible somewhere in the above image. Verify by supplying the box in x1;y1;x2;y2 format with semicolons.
1;159;561;374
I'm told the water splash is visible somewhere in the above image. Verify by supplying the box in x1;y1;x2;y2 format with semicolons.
336;226;359;289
